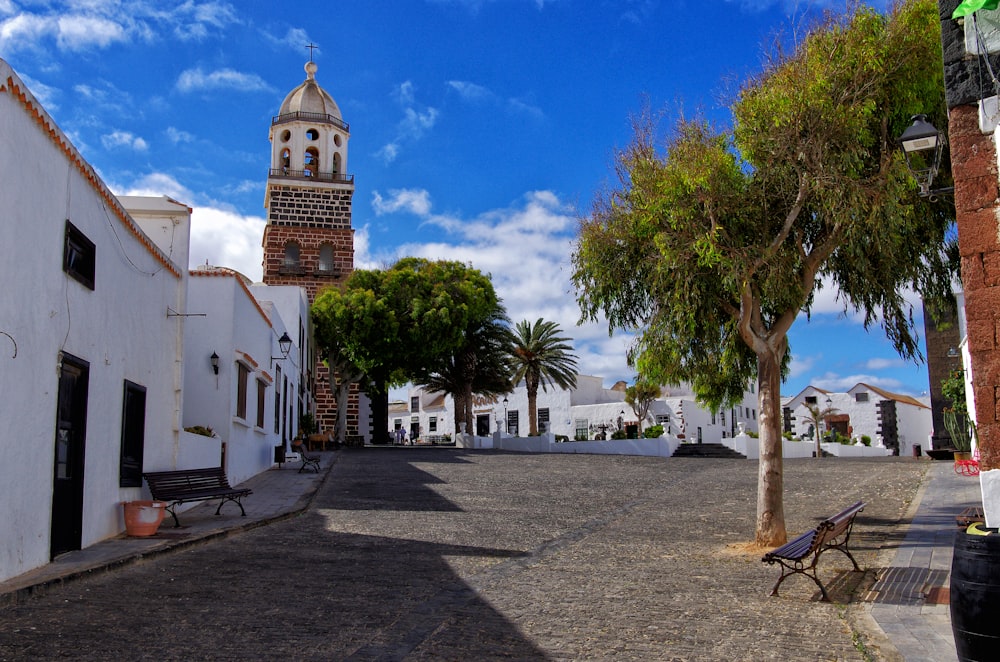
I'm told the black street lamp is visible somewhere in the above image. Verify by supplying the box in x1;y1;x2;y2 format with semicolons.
898;114;953;201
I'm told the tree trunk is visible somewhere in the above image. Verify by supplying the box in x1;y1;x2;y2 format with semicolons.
527;380;539;436
335;379;351;446
755;349;787;547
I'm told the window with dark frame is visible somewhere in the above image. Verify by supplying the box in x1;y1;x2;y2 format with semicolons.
507;410;519;436
410;396;419;412
429;416;437;432
256;379;267;428
63;220;96;290
855;392;869;403
236;363;249;420
119;380;146;487
274;366;282;434
537;408;549;431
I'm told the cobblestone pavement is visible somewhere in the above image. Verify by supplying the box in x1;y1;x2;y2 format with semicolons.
0;450;928;661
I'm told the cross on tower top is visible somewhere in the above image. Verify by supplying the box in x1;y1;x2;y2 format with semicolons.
306;42;318;62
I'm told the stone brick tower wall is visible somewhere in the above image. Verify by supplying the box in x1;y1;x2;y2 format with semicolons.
261;61;361;441
940;1;1000;469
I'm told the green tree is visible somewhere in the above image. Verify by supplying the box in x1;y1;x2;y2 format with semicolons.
313;258;499;444
625;380;661;434
417;300;515;435
572;0;951;546
311;287;368;446
510;319;579;436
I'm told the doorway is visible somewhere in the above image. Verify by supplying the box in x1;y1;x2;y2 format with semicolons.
51;353;89;559
476;414;491;437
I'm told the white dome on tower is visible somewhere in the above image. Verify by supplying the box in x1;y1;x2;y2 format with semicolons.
278;61;342;120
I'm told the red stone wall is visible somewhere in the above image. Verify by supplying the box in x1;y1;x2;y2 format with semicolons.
262;179;358;438
951;104;1000;469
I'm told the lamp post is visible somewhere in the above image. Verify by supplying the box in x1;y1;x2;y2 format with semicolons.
502;396;508;435
898;114;953;201
270;331;293;369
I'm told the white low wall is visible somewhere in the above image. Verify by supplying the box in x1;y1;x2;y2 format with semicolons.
549;437;680;457
721;435;893;459
177;430;224;469
822;442;893;458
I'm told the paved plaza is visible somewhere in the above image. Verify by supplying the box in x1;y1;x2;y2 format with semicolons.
0;449;979;660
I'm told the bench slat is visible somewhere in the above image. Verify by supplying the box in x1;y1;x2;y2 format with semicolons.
142;467;251;527
761;501;865;602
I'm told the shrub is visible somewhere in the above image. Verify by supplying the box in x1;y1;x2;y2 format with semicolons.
574;434;589;441
611;429;628;440
555;434;569;442
184;425;214;437
860;435;872;447
643;424;664;438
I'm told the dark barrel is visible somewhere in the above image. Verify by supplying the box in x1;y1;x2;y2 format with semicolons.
951;529;1000;661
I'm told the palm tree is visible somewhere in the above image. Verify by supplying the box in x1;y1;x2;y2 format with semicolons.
801;401;838;459
510;318;579;436
418;302;514;434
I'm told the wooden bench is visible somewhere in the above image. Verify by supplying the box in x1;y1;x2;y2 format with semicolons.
290;442;321;474
761;501;866;602
143;467;252;528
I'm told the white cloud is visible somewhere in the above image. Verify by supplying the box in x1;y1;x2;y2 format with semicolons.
101;130;148;151
0;13;50;53
372;188;433;216
56;15;125;50
364;189;634;385
447;80;544;119
377;81;439;164
176;67;273;93
165;126;194;143
0;1;239;53
447;80;493;102
864;357;905;371
121;172;192;201
188;207;266;281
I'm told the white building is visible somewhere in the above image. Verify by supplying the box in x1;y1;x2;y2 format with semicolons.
0;59;313;584
782;383;932;456
394;375;759;444
1;59;189;581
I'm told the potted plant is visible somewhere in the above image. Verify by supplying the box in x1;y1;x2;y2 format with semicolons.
942;369;976;461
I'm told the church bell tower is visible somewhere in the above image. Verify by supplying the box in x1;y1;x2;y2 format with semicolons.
262;60;356;437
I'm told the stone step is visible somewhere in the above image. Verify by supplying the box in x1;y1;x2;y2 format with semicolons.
671;443;746;459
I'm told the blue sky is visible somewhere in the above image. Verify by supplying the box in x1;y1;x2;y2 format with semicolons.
1;0;933;398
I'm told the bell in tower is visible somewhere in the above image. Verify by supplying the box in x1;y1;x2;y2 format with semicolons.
262;59;354;300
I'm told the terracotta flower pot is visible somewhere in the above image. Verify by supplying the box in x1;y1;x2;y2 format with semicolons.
122;500;166;537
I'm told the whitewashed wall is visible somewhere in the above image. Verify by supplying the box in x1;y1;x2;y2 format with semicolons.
0;60;186;583
184;273;303;485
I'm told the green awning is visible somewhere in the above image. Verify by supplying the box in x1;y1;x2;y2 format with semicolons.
953;0;1000;19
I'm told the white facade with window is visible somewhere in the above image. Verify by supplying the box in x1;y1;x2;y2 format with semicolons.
783;383;932;456
0;59;312;584
0;61;189;583
398;374;758;443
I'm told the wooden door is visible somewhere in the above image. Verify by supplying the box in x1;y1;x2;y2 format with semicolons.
51;354;89;558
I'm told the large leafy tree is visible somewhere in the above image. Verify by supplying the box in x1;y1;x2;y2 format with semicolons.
417;300;515;435
573;0;952;546
313;258;499;444
510;319;579;436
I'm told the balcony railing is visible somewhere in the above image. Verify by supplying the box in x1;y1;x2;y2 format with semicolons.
272;111;349;132
269;168;354;184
